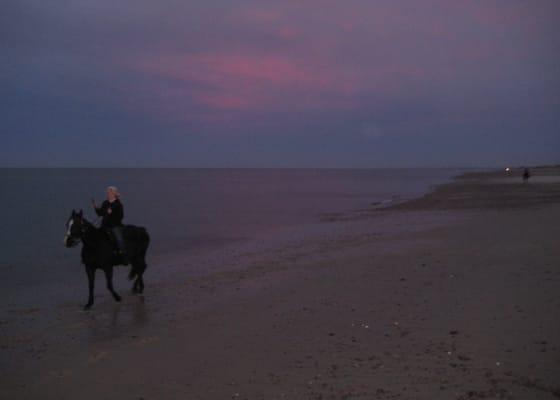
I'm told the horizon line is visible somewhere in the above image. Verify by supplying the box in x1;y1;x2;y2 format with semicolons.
0;165;551;170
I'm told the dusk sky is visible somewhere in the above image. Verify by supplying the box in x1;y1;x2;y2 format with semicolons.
2;1;559;167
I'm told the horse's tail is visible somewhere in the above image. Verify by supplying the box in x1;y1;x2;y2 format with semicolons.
128;227;150;280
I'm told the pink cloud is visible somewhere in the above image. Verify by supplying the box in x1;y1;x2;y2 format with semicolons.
195;92;254;111
191;54;329;87
277;26;299;40
238;8;282;24
125;1;547;120
135;52;368;114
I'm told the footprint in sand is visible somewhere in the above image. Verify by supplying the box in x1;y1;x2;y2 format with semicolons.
49;369;73;379
87;350;109;364
10;307;41;315
64;322;86;330
133;336;159;346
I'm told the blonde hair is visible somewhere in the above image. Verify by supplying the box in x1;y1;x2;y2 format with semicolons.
106;186;121;198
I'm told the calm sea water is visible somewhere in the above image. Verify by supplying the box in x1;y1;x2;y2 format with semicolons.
0;168;461;305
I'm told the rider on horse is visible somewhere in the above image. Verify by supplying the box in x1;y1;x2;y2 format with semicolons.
92;186;128;264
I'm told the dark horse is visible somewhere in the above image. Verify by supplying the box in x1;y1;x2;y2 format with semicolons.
64;210;150;310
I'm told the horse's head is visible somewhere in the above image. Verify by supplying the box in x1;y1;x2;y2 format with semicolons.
64;210;86;248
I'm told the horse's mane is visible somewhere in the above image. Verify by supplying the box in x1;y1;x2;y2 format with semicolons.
81;217;97;230
80;217;106;240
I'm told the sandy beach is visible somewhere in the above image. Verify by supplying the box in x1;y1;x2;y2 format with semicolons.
1;167;559;400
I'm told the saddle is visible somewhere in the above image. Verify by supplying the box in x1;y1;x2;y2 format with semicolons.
102;224;147;266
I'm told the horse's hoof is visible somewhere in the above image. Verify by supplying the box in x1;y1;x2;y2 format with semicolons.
114;295;122;302
83;303;93;310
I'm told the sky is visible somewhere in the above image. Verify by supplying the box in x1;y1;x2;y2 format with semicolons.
1;0;559;167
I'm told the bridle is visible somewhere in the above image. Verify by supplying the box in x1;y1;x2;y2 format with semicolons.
64;216;92;247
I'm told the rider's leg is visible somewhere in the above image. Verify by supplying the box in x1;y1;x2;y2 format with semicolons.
111;227;128;262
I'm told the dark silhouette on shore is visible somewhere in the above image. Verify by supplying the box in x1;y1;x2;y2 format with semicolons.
523;168;531;182
64;210;150;309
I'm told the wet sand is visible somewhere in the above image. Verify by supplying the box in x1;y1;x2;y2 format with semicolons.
1;167;559;399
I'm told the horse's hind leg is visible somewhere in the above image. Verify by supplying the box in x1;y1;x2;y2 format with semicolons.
137;273;145;294
84;266;96;310
132;274;144;294
131;261;146;294
104;267;122;303
132;278;139;294
137;262;146;294
132;275;144;294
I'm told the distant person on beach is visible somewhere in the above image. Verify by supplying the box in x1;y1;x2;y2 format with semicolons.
523;168;531;182
91;186;127;261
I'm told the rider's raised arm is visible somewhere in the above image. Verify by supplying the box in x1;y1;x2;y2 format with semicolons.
94;202;106;217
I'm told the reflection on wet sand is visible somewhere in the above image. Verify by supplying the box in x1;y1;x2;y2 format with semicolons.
84;295;150;342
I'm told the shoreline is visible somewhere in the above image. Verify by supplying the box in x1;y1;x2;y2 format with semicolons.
2;167;559;399
386;166;560;211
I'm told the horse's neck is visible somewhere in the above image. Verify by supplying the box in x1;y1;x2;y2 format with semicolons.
81;221;105;247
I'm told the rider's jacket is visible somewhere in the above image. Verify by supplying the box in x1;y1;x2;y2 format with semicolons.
95;199;124;228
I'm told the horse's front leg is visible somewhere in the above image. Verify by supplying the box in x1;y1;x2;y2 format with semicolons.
104;267;122;302
84;266;96;310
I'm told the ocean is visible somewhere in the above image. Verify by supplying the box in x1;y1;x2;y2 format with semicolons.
0;168;462;308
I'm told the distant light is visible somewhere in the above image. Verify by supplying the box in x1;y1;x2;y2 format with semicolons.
505;167;511;172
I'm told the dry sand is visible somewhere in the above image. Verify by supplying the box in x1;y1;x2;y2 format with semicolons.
1;167;559;399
